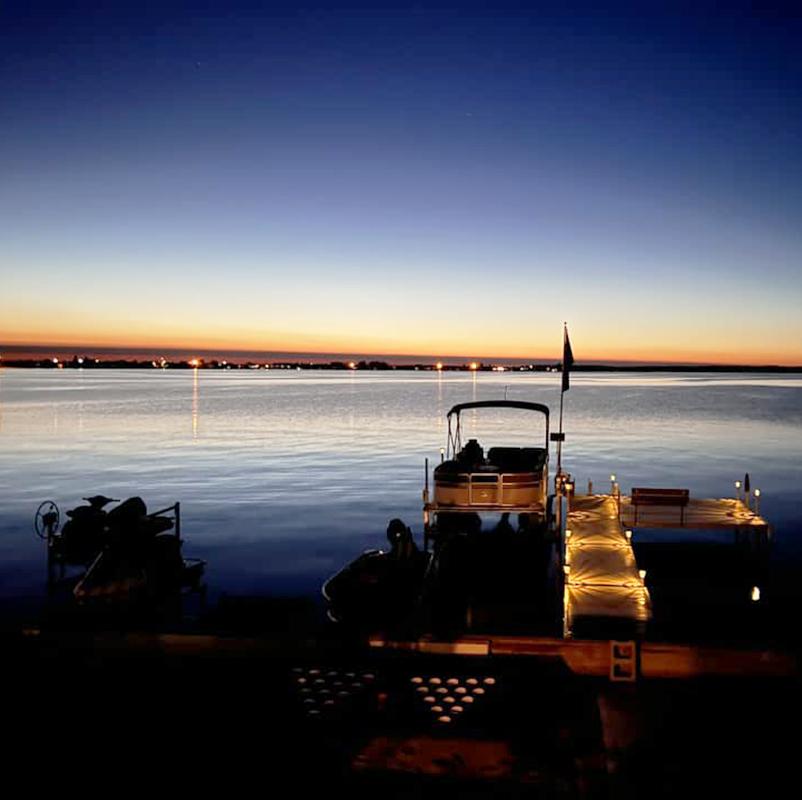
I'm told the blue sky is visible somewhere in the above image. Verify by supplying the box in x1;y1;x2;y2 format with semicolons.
2;1;801;363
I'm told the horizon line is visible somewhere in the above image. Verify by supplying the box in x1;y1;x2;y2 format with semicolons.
1;341;800;369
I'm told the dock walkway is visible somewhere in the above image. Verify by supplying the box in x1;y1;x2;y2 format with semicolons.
564;494;651;635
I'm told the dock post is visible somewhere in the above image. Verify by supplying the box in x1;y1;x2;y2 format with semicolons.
175;501;181;540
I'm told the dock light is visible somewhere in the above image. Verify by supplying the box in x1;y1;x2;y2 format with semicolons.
565;529;572;539
625;530;633;541
440;447;445;463
754;489;761;514
638;569;647;582
610;474;616;482
751;586;761;602
563;565;571;576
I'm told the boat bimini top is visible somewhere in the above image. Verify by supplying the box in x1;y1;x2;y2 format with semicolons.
445;400;550;459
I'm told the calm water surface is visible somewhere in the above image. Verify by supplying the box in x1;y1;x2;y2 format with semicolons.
1;369;801;620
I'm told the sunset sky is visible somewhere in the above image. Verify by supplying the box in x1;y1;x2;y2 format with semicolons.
2;2;801;364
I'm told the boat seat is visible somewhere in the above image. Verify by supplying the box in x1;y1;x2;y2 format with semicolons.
487;447;547;472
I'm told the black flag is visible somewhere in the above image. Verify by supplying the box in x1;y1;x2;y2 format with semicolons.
562;326;574;392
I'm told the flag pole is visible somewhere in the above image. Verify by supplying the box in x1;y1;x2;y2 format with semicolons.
557;379;565;478
557;321;572;483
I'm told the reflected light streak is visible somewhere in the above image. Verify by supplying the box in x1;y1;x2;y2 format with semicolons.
192;368;199;440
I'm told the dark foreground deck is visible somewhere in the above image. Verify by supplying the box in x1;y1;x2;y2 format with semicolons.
4;627;801;798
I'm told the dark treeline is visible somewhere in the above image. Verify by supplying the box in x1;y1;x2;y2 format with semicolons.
1;356;800;373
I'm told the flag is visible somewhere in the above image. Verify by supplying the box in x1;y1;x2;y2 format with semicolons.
562;325;574;392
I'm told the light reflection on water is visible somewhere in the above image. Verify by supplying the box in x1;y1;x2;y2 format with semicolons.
0;369;800;606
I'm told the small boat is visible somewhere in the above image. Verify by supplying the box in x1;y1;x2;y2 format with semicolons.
322;519;430;629
324;400;560;635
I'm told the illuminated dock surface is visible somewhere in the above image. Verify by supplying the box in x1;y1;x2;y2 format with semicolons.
565;494;651;635
619;495;769;531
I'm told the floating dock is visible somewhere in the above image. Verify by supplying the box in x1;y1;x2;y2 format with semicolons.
563;492;770;638
564;494;651;637
619;494;770;533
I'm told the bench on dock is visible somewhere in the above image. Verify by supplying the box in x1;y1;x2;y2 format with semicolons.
631;487;690;525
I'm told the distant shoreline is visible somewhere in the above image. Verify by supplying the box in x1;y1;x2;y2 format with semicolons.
1;357;800;373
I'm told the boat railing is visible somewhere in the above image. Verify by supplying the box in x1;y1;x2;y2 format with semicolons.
433;469;545;509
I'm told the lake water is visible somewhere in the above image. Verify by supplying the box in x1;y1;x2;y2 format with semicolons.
1;368;801;636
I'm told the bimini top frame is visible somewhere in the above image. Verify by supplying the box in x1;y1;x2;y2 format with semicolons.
446;400;550;458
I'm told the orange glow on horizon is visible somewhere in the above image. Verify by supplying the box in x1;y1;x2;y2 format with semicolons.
2;331;801;366
2;315;801;366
